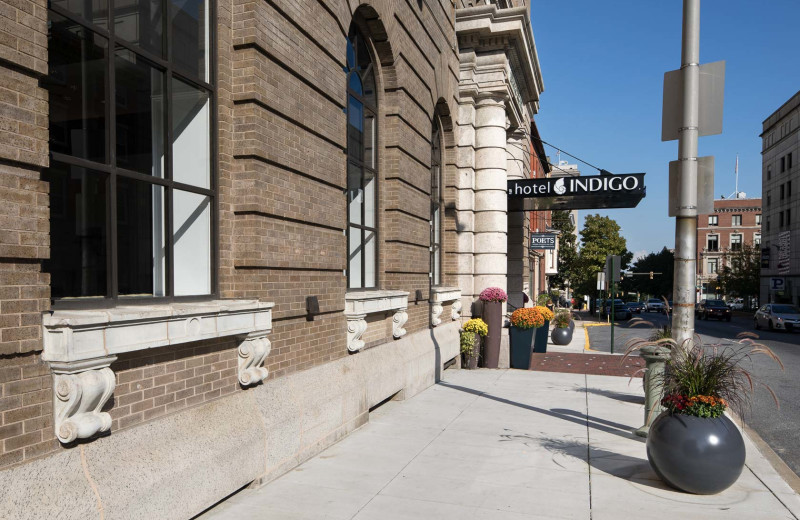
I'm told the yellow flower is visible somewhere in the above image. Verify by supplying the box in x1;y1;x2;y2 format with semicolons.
463;318;488;336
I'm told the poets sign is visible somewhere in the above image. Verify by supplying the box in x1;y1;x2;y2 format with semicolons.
507;173;646;211
530;232;556;250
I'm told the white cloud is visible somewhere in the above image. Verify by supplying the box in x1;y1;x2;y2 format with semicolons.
633;249;649;261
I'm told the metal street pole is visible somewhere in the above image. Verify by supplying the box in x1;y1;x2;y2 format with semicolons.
673;0;700;349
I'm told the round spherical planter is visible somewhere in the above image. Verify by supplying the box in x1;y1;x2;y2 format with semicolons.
646;412;745;494
551;326;573;345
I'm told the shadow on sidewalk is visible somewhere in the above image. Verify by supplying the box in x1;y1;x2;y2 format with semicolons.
581;387;646;405
439;381;644;443
540;438;662;488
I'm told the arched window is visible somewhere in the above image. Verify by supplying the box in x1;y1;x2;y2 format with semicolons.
430;117;443;286
346;27;378;289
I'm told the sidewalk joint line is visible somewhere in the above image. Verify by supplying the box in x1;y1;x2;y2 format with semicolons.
745;463;800;520
348;373;497;519
585;373;593;520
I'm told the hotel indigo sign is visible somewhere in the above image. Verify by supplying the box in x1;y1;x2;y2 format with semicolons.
507;173;646;211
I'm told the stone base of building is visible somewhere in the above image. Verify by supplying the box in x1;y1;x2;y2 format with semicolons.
0;322;460;520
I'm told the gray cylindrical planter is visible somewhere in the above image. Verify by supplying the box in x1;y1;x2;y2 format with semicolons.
482;301;502;368
551;326;572;345
646;412;745;494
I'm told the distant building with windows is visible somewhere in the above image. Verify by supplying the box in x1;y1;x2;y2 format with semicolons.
760;90;800;305
696;197;762;301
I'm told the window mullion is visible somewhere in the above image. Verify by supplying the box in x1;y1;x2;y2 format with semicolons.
165;18;175;297
108;17;118;298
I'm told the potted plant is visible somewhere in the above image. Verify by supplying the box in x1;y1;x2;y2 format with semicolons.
630;337;782;494
532;305;554;353
551;310;573;345
460;318;487;370
509;307;545;369
479;287;507;368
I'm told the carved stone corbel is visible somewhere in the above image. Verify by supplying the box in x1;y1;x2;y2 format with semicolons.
431;303;444;327
50;357;117;444
238;332;271;386
346;313;368;352
452;300;462;321
392;308;408;338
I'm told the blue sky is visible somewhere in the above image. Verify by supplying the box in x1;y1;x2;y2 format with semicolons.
531;0;800;259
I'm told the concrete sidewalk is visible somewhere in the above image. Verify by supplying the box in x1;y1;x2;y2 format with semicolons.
197;368;800;520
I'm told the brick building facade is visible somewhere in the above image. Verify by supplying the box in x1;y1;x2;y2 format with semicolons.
696;198;762;301
0;1;545;517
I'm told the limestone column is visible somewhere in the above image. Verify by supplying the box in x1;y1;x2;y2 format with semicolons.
455;99;477;316
473;95;508;303
506;129;529;311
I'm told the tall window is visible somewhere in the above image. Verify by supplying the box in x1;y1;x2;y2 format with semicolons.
756;214;762;226
731;234;742;251
430;118;443;287
754;233;761;247
346;27;377;289
44;0;214;302
707;258;718;275
708;215;718;226
706;234;719;251
731;215;742;227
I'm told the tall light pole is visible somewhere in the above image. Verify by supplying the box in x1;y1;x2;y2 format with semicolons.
673;0;700;348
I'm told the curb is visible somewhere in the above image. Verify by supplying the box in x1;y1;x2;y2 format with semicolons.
743;421;800;495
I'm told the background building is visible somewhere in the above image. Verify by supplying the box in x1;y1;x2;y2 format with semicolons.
0;1;544;517
696;197;761;301
760;91;800;306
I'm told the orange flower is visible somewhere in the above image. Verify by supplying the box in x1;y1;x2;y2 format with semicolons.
510;307;545;330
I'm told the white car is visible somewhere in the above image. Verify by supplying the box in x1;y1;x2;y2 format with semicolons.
729;300;744;310
645;298;664;313
754;304;800;332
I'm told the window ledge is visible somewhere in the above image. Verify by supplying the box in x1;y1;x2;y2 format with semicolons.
344;290;409;352
42;300;274;444
429;287;462;327
43;300;274;363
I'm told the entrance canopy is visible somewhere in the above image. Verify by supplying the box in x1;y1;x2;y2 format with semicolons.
507;173;646;211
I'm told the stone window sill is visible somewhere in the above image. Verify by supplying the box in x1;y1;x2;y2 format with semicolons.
344;290;409;352
41;300;274;444
429;287;462;326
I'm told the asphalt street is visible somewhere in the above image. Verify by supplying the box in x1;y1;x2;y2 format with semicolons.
583;310;800;477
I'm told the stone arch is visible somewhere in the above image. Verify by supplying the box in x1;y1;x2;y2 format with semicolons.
349;3;397;91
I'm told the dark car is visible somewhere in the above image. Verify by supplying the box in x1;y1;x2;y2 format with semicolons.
626;302;644;314
696;299;731;321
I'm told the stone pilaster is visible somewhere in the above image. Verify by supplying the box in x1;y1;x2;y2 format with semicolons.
473;95;508;302
506;129;529;310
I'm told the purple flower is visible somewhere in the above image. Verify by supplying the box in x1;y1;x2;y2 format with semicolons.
479;287;508;303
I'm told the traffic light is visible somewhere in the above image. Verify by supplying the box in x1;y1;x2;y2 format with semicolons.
649;271;654;280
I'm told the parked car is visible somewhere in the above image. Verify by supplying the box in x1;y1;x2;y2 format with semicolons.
729;299;744;310
645;298;664;313
754;304;800;332
695;299;732;321
626;301;645;314
604;300;630;320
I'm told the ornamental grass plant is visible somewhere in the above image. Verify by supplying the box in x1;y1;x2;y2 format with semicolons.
623;333;783;420
553;310;571;329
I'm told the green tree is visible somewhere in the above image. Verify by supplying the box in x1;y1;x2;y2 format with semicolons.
622;247;674;299
549;210;578;290
718;243;760;302
573;214;633;299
